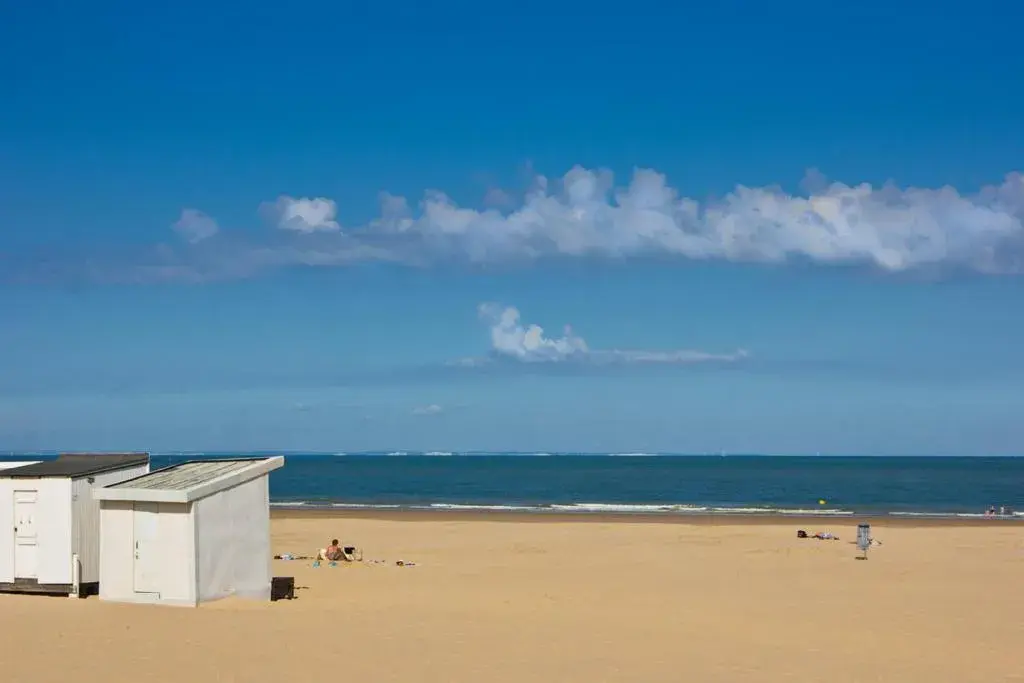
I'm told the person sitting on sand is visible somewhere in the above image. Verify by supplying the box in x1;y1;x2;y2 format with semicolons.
325;539;349;562
318;539;364;563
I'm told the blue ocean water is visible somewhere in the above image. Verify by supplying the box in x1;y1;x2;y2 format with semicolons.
4;453;1022;517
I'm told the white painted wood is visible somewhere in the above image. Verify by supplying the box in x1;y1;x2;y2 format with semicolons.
98;457;280;606
34;479;72;584
0;480;10;581
194;475;271;602
154;503;195;603
0;479;68;582
132;502;161;594
13;490;39;579
0;460;150;589
71;464;149;584
98;501;135;600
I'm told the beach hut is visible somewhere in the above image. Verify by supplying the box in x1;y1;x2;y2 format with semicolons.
93;456;284;607
0;453;151;596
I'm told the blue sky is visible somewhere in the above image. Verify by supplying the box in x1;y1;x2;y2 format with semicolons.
2;1;1023;455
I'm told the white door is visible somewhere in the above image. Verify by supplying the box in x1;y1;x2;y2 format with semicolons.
13;490;39;579
133;502;161;594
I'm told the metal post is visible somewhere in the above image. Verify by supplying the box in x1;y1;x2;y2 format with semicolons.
69;553;81;598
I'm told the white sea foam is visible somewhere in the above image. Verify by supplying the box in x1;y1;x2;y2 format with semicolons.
270;500;858;515
428;503;539;512
271;500;1005;519
699;506;855;515
774;508;854;515
549;503;708;513
425;451;454;456
550;504;852;515
330;503;403;509
890;511;949;518
890;511;1018;519
271;501;404;509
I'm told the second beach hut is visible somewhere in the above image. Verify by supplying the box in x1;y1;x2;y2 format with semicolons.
0;453;151;596
93;456;284;607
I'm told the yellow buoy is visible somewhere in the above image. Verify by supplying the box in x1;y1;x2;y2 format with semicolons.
818;499;826;505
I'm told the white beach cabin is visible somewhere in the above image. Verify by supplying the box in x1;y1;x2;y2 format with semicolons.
0;453;151;596
93;456;284;607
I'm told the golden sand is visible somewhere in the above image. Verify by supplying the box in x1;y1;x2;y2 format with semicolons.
2;512;1022;682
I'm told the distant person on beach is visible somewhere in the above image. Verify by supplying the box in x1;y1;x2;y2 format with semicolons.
325;539;347;561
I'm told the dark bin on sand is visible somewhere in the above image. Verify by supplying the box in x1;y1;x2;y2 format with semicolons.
271;577;295;601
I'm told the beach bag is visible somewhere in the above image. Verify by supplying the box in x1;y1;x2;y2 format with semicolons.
796;529;808;538
271;576;295;601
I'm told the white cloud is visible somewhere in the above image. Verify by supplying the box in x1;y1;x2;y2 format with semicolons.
171;209;219;244
433;168;1024;272
241;167;1022;274
114;166;1021;284
412;403;444;415
408;167;1024;272
460;303;748;366
478;303;589;362
261;196;341;233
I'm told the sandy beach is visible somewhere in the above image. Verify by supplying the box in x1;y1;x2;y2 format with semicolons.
2;511;1022;683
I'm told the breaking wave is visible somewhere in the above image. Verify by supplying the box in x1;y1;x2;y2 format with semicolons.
270;500;861;516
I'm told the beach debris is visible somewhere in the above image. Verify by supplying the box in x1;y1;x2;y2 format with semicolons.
305;556;410;567
797;529;839;540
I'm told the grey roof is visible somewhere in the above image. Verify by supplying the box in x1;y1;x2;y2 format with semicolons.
112;459;261;491
93;456;284;504
1;453;150;479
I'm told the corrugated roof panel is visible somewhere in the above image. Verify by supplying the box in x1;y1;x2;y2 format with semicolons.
109;459;267;491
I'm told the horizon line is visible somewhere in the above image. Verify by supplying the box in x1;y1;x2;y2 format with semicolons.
2;450;1022;459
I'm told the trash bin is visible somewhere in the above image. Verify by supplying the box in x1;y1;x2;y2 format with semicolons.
856;523;871;554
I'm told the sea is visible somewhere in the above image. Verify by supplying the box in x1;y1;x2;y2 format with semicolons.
4;452;1021;518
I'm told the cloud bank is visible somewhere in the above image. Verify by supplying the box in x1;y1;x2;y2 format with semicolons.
412;403;444;415
165;167;1024;278
13;166;1021;285
454;303;748;367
